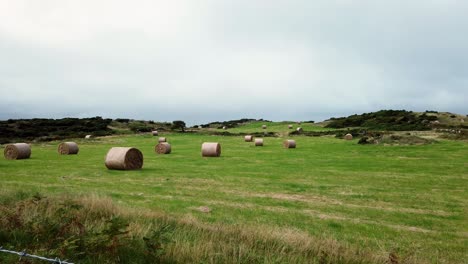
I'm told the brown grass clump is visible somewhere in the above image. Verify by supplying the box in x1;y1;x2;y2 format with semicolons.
104;147;143;170
58;142;79;155
283;139;296;148
155;142;172;154
4;143;31;160
201;142;221;157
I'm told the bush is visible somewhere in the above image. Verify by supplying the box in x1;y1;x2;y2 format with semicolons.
0;117;113;143
325;110;432;131
0;194;169;263
129;122;152;132
358;136;370;144
171;120;186;132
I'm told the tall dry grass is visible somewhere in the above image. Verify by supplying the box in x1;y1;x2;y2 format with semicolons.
0;192;416;264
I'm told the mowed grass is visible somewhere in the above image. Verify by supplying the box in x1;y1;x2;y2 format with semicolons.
1;129;467;263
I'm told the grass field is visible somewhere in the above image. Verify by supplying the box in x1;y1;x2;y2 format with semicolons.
208;121;334;134
1;125;467;263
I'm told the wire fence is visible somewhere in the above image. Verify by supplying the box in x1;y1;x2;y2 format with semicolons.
0;246;74;264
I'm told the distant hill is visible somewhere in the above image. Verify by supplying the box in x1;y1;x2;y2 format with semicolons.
198;118;264;129
1;110;466;144
0;117;114;144
324;110;467;131
0;118;173;144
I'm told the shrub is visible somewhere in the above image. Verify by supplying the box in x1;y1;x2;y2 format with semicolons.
0;194;169;263
358;136;370;144
325;110;432;131
129;122;152;132
171;120;186;132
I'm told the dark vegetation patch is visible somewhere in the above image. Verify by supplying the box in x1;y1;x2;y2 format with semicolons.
0;117;113;144
358;134;435;145
0;118;182;144
289;129;371;138
325;110;437;131
118;120;172;133
199;118;268;129
438;129;468;140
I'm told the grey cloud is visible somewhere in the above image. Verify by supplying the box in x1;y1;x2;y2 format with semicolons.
0;1;467;124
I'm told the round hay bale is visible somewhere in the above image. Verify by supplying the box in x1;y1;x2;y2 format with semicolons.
255;138;263;146
222;126;227;130
58;142;79;155
262;125;267;129
283;139;296;148
85;135;92;139
244;135;254;142
155;142;171;154
152;131;158;136
158;137;167;143
296;127;303;132
344;133;353;140
288;125;293;129
201;142;221;157
105;147;143;170
4;143;31;160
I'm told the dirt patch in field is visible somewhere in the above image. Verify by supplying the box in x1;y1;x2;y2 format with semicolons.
220;190;454;217
302;210;436;234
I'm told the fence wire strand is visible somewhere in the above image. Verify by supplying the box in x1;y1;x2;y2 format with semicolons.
0;246;74;264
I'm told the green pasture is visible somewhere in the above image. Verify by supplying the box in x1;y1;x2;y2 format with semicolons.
0;128;467;263
214;121;333;133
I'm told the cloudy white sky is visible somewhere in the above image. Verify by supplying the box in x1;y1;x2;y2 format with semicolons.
0;1;467;125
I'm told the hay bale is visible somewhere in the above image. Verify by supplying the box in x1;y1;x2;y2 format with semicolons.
85;135;92;139
105;147;143;170
158;137;167;143
244;135;254;142
155;142;171;154
344;133;353;140
201;142;221;157
58;142;79;155
288;125;293;129
4;143;31;160
222;126;227;130
152;131;158;136
283;139;296;148
255;138;263;146
296;127;303;132
262;125;267;129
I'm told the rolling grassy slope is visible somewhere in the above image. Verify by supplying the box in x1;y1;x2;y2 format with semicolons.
1;129;467;263
213;121;334;134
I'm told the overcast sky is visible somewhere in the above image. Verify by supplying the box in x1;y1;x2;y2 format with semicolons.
1;1;467;125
